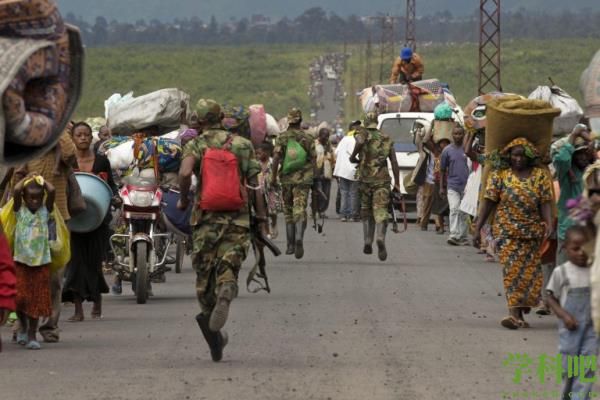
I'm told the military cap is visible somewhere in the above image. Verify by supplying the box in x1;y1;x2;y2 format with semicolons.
364;112;378;129
287;108;303;124
195;99;222;123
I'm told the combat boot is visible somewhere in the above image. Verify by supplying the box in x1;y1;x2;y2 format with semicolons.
376;222;388;261
209;282;236;332
195;313;228;362
285;223;296;255
363;217;375;254
294;220;307;259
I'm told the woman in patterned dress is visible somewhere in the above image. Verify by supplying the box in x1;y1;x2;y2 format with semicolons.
474;138;554;329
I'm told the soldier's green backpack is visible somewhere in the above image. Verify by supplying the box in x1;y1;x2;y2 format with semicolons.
282;138;307;174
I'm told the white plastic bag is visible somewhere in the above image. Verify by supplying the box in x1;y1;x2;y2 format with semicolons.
106;140;134;170
528;86;584;136
107;89;190;136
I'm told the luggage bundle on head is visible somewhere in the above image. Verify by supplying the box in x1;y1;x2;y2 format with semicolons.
106;89;190;136
581;49;600;133
0;0;83;166
478;96;561;218
249;104;267;146
463;92;506;131
528;85;584;136
485;95;561;159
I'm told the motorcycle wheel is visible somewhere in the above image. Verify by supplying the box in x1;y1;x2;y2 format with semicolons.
175;237;184;274
135;242;149;304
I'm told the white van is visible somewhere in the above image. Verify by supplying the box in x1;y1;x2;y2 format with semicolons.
378;112;434;199
378;109;464;209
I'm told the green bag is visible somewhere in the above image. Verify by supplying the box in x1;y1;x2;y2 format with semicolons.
282;138;307;174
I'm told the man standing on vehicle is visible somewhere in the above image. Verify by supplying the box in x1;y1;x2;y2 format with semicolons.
178;99;267;362
271;108;316;259
350;112;401;261
390;47;424;84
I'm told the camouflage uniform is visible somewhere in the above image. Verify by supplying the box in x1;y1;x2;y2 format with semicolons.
354;112;395;261
183;99;261;360
273;108;316;258
355;126;393;223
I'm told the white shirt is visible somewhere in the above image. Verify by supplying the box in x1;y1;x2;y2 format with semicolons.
333;136;357;181
547;261;591;307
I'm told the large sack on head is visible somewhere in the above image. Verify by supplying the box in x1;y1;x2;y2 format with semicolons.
581;49;600;133
249;104;267;147
486;96;561;158
479;96;560;218
0;24;83;166
106;88;190;136
266;113;280;136
528;86;584;136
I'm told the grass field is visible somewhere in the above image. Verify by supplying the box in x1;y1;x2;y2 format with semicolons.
78;39;598;123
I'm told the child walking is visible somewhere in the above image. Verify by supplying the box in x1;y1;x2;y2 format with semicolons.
546;226;598;400
12;175;55;350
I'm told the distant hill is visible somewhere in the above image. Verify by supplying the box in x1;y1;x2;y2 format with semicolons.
56;0;600;22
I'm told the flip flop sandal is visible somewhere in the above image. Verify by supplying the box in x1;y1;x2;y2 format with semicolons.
67;315;84;322
91;311;103;320
16;332;28;345
26;340;41;350
501;316;521;330
519;320;531;328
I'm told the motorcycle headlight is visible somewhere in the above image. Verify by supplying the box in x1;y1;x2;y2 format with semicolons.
129;191;154;207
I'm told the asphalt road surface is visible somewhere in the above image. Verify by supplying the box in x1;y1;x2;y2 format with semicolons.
1;215;563;400
316;76;339;125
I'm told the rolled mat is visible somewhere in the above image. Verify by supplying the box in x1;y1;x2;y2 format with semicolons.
0;24;83;166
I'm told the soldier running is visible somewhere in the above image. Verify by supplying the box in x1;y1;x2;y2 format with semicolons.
178;99;268;362
350;112;401;261
271;108;317;259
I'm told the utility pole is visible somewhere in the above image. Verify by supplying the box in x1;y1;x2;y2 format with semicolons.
478;0;501;94
365;28;373;87
405;0;416;51
379;14;397;83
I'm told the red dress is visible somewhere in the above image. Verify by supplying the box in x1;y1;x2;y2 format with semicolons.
0;232;16;311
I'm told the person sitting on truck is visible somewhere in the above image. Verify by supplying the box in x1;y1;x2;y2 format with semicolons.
390;47;424;85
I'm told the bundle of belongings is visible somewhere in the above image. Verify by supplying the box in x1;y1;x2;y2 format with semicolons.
581;49;600;133
0;0;83;165
358;79;459;114
103;135;183;174
105;88;191;136
463;92;507;132
528;84;583;136
479;95;561;214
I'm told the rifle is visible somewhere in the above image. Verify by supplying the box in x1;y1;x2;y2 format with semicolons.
389;189;408;234
247;212;281;294
311;178;328;234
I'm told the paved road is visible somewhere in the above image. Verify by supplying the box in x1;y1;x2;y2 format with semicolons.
1;214;563;399
316;76;339;126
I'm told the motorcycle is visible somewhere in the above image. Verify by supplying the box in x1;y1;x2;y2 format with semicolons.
109;174;173;304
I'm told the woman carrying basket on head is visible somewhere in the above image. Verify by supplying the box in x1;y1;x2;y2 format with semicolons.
473;138;554;330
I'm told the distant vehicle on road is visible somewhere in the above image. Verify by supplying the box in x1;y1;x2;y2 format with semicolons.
324;65;337;80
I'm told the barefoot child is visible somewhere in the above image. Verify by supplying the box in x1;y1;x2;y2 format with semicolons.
12;175;55;350
546;226;598;400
